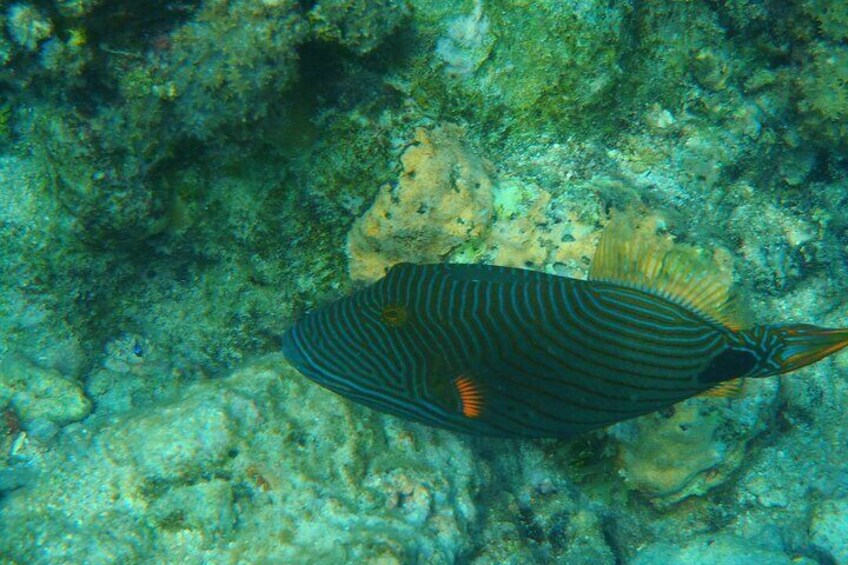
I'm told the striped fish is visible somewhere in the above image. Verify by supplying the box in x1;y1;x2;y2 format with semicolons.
283;223;848;438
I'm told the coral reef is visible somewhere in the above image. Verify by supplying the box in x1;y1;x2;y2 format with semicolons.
0;154;87;376
615;401;727;502
796;41;848;150
810;499;848;564
802;0;848;41
611;378;779;507
3;0;409;249
309;0;410;55
1;0;847;563
0;0;412;373
157;0;308;140
6;3;53;51
432;0;627;132
631;533;810;565
0;356;90;430
0;356;483;563
468;441;619;564
347;125;603;281
435;0;493;77
487;179;600;273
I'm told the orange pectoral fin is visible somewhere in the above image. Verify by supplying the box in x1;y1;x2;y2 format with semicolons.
454;375;484;418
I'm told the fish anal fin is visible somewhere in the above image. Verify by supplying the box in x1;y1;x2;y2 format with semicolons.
699;378;745;399
589;213;745;330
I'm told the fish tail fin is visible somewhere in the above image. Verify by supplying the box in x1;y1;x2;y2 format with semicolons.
771;325;848;374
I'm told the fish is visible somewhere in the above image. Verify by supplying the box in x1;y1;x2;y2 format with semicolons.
282;220;848;438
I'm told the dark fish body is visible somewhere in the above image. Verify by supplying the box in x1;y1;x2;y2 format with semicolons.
285;264;721;436
283;229;848;438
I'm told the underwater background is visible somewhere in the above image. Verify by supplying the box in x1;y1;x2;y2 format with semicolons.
0;0;847;563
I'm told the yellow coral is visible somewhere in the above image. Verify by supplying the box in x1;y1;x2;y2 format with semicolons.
347;125;494;282
487;180;599;276
347;125;606;282
615;401;727;506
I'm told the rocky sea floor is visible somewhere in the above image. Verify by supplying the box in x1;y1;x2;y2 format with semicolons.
1;0;848;563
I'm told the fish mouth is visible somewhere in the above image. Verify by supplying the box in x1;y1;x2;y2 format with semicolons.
775;325;848;374
282;325;336;388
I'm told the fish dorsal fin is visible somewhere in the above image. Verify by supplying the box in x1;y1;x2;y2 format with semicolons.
588;216;743;330
698;378;745;398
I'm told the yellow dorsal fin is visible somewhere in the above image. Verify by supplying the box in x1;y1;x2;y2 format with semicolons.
588;215;744;330
698;378;745;398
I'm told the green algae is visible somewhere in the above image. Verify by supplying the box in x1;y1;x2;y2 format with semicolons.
0;105;10;140
797;41;848;149
484;1;626;129
803;0;848;41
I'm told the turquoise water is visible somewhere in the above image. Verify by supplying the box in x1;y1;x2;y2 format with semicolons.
1;0;847;563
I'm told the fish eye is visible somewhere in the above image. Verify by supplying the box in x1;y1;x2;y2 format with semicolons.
380;304;409;327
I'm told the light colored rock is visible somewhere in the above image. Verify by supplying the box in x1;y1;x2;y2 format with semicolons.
632;534;811;565
810;498;848;564
0;355;90;427
103;397;239;482
614;401;723;500
487;178;599;273
611;377;778;507
150;479;236;538
0;355;483;564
